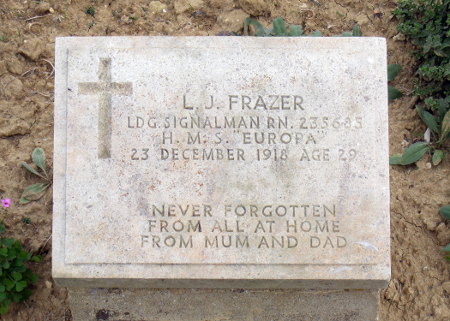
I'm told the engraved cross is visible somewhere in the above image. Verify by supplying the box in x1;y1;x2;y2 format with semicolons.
78;58;132;158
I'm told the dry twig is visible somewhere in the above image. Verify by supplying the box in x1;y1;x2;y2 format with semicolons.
41;59;55;79
23;15;48;21
40;234;52;254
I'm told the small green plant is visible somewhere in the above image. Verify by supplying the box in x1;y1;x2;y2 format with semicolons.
389;104;450;165
393;0;450;101
239;16;361;37
22;218;31;225
439;205;450;261
0;199;41;314
390;0;450;166
85;5;95;16
21;148;51;205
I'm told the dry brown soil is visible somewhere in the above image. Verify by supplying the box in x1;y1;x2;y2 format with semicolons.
1;0;450;320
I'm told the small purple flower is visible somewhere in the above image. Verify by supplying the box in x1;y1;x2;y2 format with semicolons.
0;199;11;208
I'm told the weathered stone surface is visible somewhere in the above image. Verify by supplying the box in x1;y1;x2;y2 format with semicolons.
69;288;380;321
53;37;390;289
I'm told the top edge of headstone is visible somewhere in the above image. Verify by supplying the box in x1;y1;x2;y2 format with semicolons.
55;36;386;49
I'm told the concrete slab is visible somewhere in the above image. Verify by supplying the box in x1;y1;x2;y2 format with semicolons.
69;288;380;321
53;37;390;289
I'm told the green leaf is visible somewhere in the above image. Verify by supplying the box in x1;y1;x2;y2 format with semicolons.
434;49;445;57
352;24;361;37
0;248;7;256
416;105;439;133
310;30;322;37
442;243;450;252
19;251;28;260
0;285;4;292
0;293;6;302
272;17;287;36
11;272;21;282
31;148;47;177
4;279;14;292
399;142;429;165
288;24;303;36
1;238;14;248
0;299;9;314
440;206;450;220
432;150;444;165
6;250;17;261
1;260;9;270
244;17;267;37
15;265;26;273
31;255;41;262
388;64;402;81
0;225;4;235
341;32;352;37
20;162;47;180
388;86;403;100
30;273;38;284
20;183;49;204
389;154;402;165
0;305;8;315
20;289;31;301
21;289;32;301
11;292;21;303
15;281;27;292
440;109;450;140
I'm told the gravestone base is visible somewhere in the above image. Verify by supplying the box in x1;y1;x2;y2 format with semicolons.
68;288;380;321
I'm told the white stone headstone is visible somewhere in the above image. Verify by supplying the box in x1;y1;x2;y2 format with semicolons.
53;37;390;288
